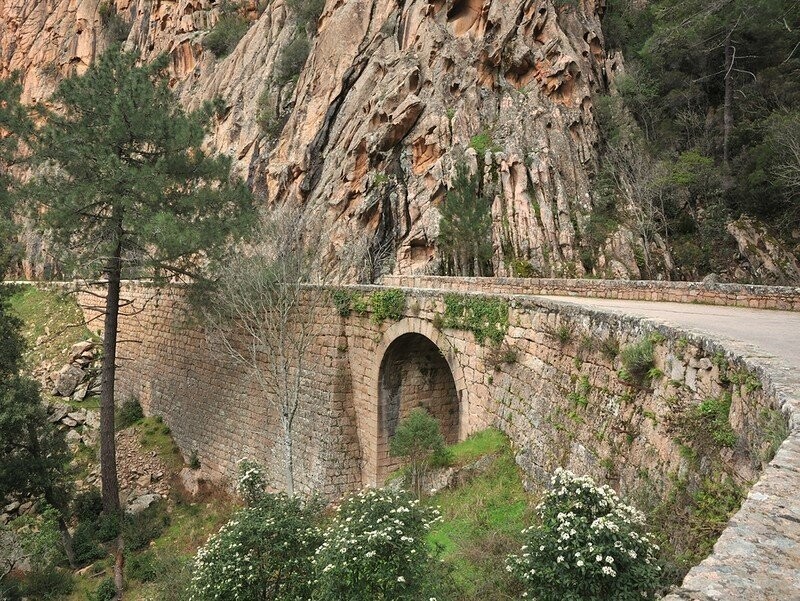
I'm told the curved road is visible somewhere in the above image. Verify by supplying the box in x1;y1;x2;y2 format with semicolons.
539;296;800;372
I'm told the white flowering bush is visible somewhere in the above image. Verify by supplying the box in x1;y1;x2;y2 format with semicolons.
236;459;267;506
314;488;442;601
507;468;661;601
189;490;322;601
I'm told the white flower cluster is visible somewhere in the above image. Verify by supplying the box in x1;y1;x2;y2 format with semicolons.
507;468;662;601
188;488;322;601
314;487;441;600
235;458;266;505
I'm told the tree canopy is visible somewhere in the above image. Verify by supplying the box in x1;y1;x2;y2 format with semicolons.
600;0;800;272
29;48;254;280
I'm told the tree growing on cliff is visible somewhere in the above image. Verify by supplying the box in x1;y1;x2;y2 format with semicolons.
203;205;323;498
27;48;254;594
438;160;494;277
0;73;32;269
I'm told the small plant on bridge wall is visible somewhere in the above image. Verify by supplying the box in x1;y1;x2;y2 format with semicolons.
441;293;509;345
370;289;406;323
672;393;738;453
619;337;656;386
389;408;451;497
507;468;662;601
314;488;443;601
331;289;354;316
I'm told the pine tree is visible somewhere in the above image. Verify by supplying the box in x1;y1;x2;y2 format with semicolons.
27;48;255;595
438;161;493;276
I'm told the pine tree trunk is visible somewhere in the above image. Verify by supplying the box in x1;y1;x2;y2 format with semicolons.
100;214;124;598
100;250;121;515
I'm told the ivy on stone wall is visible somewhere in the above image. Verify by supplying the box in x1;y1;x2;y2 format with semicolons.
331;289;405;323
440;294;509;345
370;289;406;324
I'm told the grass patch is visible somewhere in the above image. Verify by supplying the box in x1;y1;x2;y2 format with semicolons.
427;430;532;600
447;428;507;466
8;285;94;371
138;417;184;471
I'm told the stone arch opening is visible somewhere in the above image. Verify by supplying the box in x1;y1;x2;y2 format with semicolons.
377;332;460;478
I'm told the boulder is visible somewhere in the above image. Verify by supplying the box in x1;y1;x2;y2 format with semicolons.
69;340;94;361
66;410;86;425
179;467;203;497
47;403;69;423
125;493;160;515
84;410;100;429
52;365;85;397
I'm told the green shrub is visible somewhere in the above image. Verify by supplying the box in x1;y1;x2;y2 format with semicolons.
189;449;201;470
255;88;285;138
274;35;310;84
124;500;170;551
650;476;743;582
116;397;144;430
202;14;249;57
390;408;450;496
677;393;737;451
620;338;655;385
189;492;322;601
352;294;369;315
469;130;499;155
442;294;509;345
21;568;74;600
370;289;406;323
91;577;117;601
127;550;158;582
73;488;103;522
95;511;121;542
331;289;353;317
507;468;661;601
314;488;443;601
286;0;325;31
72;521;106;566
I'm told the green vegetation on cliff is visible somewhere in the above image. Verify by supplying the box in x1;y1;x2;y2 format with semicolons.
598;0;800;278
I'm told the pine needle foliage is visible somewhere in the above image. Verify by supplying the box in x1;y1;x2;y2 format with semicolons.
439;161;493;276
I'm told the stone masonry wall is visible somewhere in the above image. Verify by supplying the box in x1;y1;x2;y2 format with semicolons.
383;275;800;311
78;283;363;497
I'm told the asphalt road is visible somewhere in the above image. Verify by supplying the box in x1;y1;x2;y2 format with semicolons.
539;296;800;371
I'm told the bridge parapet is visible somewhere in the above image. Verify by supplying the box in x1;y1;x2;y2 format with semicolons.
383;275;800;311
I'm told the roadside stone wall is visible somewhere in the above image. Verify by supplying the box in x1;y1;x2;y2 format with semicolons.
383;275;800;311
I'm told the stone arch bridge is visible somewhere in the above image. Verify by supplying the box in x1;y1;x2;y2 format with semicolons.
77;276;800;601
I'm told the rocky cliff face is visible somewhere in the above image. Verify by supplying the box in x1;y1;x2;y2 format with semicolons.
3;0;797;283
